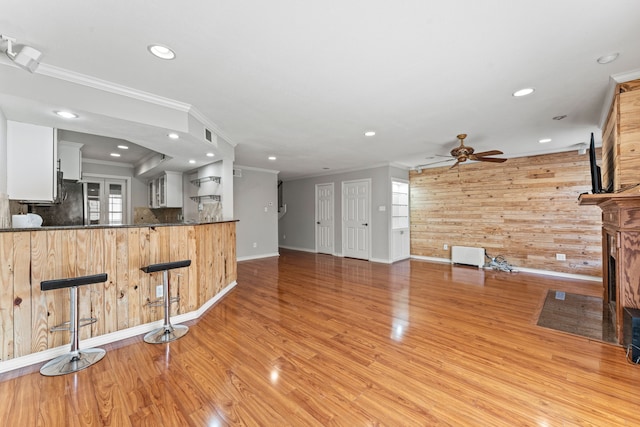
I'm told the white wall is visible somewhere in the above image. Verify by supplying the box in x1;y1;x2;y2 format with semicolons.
279;165;408;263
234;166;279;260
0;109;7;194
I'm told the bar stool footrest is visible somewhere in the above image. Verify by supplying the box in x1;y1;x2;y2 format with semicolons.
145;296;180;308
50;317;98;332
144;324;188;344
39;347;106;376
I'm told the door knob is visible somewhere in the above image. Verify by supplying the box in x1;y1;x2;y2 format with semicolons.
362;223;368;226
317;221;320;224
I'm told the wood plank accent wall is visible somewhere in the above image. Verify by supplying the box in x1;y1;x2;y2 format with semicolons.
602;79;640;192
410;150;602;276
0;222;236;362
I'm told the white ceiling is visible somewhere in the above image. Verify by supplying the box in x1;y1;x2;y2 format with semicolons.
1;1;640;180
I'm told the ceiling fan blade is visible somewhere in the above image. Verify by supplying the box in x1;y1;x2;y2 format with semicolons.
416;158;455;168
473;156;507;163
472;150;503;157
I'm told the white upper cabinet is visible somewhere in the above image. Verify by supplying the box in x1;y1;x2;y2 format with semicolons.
148;171;183;208
7;120;57;202
57;141;83;181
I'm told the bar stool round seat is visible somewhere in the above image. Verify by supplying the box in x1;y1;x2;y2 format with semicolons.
39;273;108;376
140;260;191;344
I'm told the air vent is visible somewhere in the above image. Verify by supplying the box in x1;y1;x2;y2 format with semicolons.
205;128;212;142
233;168;242;177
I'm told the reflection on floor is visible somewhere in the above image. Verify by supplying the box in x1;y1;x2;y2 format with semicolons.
537;290;617;345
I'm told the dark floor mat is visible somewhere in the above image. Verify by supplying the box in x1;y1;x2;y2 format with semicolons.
537;290;617;345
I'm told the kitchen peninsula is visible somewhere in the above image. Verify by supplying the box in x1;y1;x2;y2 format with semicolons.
0;220;237;369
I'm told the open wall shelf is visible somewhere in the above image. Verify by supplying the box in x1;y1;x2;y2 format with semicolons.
190;194;221;202
190;176;221;187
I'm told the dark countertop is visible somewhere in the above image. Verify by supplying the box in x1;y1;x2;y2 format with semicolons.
0;219;238;232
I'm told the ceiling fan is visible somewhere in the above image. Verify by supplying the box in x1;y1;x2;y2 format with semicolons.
448;133;506;168
416;134;507;171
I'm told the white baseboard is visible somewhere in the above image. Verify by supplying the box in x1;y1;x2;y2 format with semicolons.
370;257;392;264
0;281;237;374
279;245;317;253
237;252;280;262
411;255;451;264
512;267;601;282
410;255;601;282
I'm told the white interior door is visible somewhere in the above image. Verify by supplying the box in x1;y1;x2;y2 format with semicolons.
342;179;370;260
316;183;334;254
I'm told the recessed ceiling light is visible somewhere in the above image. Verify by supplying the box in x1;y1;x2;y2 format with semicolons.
55;110;78;119
552;115;567;121
597;53;619;64
110;153;121;157
117;145;129;150
189;159;196;164
364;131;376;137
268;156;277;161
147;44;175;60
168;133;179;140
513;88;535;97
538;138;552;144
206;152;215;157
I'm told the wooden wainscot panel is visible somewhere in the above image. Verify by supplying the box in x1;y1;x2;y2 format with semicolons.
74;229;91;341
127;227;142;328
102;228;118;335
186;225;198;311
89;228;106;338
12;232;31;358
139;227;153;324
116;228;129;330
0;222;236;362
0;232;15;361
30;230;48;354
169;225;190;315
225;222;237;284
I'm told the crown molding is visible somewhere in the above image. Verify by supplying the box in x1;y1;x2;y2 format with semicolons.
233;164;279;174
37;63;191;112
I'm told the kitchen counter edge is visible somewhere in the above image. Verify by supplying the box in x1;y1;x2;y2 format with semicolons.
0;219;239;232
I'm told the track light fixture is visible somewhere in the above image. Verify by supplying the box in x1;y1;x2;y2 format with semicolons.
1;34;42;73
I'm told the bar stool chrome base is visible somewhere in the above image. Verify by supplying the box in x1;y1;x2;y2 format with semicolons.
144;324;189;344
140;260;191;345
40;348;106;376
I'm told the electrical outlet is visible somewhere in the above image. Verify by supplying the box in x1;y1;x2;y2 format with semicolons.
283;234;286;239
156;284;163;298
253;242;258;248
443;244;448;250
556;253;566;261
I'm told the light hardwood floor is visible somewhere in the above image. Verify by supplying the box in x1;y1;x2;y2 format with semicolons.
1;249;639;426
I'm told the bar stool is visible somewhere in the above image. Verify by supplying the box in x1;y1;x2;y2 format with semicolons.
140;260;191;344
39;273;108;376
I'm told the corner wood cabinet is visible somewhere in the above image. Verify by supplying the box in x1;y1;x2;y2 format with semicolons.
599;196;640;344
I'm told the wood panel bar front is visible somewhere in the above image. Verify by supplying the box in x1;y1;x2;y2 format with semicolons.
0;221;237;364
